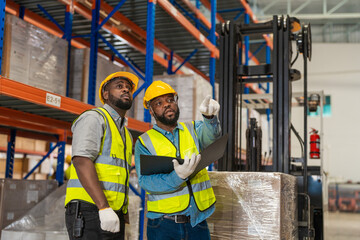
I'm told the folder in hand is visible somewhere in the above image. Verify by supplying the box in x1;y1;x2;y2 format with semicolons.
140;134;228;178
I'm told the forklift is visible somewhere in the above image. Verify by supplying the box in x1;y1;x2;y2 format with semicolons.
216;15;323;239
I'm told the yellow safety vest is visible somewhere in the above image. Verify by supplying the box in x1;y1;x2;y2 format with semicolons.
138;122;216;214
65;107;132;213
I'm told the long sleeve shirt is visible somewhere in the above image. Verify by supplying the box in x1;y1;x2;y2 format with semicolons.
134;116;221;227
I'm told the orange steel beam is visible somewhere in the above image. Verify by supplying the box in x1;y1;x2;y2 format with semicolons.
0;77;151;133
178;0;218;38
199;0;225;23
0;128;59;142
5;0;128;67
0;147;48;156
157;0;219;58
0;107;72;131
239;0;273;50
0;116;67;136
127;118;152;133
0;77;94;115
96;0;209;81
59;0;182;74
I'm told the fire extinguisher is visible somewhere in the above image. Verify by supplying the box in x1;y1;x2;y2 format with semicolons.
310;128;320;159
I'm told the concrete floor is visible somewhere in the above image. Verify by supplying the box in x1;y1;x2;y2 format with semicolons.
324;212;360;240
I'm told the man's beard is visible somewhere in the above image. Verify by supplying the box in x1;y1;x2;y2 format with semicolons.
155;107;180;126
109;94;132;110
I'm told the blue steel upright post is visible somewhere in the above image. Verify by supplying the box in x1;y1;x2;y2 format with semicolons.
65;5;73;97
0;0;6;74
244;13;250;94
207;0;216;171
167;51;173;75
144;0;156;123
5;130;16;179
195;0;200;29
244;13;250;126
266;45;271;152
140;2;156;239
56;133;66;185
210;0;216;99
88;0;100;105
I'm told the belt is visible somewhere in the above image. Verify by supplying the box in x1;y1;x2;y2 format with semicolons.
163;215;190;223
67;200;123;213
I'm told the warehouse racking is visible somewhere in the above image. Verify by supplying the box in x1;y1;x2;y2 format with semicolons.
0;1;272;239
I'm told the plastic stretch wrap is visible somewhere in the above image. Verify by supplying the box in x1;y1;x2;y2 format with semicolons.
0;179;58;230
69;48;130;106
207;172;298;240
2;14;68;96
1;183;142;240
139;74;212;123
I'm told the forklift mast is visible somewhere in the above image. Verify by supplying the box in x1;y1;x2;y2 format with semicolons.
216;15;321;239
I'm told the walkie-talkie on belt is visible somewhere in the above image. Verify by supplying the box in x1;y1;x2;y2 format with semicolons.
73;201;84;238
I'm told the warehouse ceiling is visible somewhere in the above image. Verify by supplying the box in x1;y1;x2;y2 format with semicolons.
9;0;360;80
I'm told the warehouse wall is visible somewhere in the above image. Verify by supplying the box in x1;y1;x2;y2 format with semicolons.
291;43;360;182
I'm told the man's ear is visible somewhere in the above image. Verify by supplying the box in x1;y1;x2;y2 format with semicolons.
149;107;154;117
103;90;109;102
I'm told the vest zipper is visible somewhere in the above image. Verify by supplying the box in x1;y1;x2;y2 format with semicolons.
186;180;194;197
123;129;129;208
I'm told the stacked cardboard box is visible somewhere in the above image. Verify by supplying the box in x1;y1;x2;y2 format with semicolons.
0;135;49;179
207;172;298;239
2;14;68;96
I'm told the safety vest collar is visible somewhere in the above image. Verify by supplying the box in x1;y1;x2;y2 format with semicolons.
102;104;128;130
152;122;184;134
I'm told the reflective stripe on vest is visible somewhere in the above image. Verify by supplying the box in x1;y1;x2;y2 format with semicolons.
138;122;216;214
65;107;132;212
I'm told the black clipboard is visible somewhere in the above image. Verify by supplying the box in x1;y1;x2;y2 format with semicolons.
140;134;228;177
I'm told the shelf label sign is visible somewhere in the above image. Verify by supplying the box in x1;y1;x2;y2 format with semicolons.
46;93;61;107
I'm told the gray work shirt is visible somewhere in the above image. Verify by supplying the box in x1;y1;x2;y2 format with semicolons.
71;104;133;161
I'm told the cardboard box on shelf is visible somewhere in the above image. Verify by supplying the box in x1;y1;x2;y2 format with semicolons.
0;157;29;175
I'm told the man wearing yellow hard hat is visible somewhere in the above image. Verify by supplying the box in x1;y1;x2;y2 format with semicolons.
64;71;138;240
135;80;221;240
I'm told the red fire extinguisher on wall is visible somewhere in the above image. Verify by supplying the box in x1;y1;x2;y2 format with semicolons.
310;128;320;159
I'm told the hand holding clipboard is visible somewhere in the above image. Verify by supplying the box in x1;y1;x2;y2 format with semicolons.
140;134;228;178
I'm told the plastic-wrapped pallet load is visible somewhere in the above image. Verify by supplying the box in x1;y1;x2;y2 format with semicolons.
69;48;132;107
134;74;212;123
0;179;58;231
207;172;298;239
1;183;141;240
2;14;68;96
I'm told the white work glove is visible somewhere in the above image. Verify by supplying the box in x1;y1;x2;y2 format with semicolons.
199;95;220;117
98;207;120;233
173;153;201;179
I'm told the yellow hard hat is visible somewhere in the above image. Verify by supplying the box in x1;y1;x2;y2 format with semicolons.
65;155;72;164
143;81;177;109
99;71;139;104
